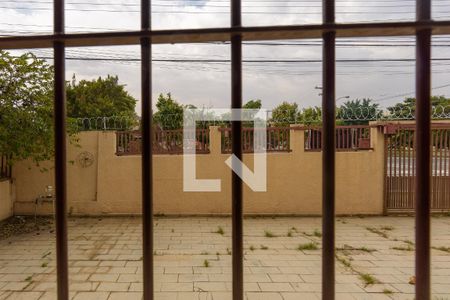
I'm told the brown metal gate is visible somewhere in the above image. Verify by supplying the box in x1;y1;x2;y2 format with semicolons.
386;124;450;212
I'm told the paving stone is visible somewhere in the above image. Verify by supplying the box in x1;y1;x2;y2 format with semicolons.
246;292;283;300
108;292;142;300
72;292;109;300
96;282;130;292
0;216;448;299
89;274;119;282
4;292;43;300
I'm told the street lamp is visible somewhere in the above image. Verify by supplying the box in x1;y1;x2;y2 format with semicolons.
314;86;349;101
317;94;349;100
337;96;350;101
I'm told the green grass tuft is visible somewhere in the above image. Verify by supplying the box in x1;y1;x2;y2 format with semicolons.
264;230;277;238
366;227;388;238
359;273;378;286
392;245;414;251
297;242;318;251
313;229;322;238
380;226;394;231
337;244;376;253
214;226;225;235
336;255;352;268
203;260;210;268
432;246;450;253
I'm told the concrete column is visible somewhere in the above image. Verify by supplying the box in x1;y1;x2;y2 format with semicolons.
370;122;387;214
209;126;222;155
290;124;305;154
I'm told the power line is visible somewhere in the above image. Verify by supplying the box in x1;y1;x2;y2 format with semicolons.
3;0;450;8
374;83;450;102
238;42;450;47
27;56;450;77
28;46;450;62
28;56;450;63
2;5;448;14
5;0;450;3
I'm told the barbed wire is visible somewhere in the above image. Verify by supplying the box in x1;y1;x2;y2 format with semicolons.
75;105;450;131
267;106;450;124
74;116;134;131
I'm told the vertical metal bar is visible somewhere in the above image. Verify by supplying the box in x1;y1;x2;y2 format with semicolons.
431;131;435;207
231;0;243;296
444;131;448;208
386;135;393;208
399;130;403;207
415;0;431;296
439;130;444;207
322;0;335;297
383;132;389;214
410;129;414;209
433;130;437;207
394;130;398;207
53;0;68;299
141;0;153;297
400;130;408;205
287;128;290;151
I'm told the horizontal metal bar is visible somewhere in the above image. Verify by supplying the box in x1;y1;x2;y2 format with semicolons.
1;21;450;49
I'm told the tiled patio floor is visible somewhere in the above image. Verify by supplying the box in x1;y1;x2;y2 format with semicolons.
0;216;449;299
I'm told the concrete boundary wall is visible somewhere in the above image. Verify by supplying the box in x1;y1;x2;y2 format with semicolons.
12;126;385;216
0;180;13;221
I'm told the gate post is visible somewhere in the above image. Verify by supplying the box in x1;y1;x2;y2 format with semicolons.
370;122;387;215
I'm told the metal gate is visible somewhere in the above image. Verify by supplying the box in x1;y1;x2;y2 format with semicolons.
386;124;450;212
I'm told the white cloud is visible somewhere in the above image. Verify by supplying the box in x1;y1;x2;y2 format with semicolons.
2;0;450;115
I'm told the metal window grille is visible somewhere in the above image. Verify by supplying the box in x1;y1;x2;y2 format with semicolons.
0;0;445;298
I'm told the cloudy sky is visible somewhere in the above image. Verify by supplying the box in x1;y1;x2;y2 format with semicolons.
2;0;450;115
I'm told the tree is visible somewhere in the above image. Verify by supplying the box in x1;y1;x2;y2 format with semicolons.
66;75;137;120
270;102;299;126
298;106;322;126
243;99;262;109
338;98;380;125
387;96;450;119
153;93;185;129
0;51;55;164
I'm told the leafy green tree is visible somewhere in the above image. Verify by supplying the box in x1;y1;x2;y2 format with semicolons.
270;102;299;126
338;98;380;125
66;74;137;120
298;106;322;126
387;96;450;119
0;51;55;164
153;93;185;129
240;100;263;127
243;99;262;109
430;96;450;107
